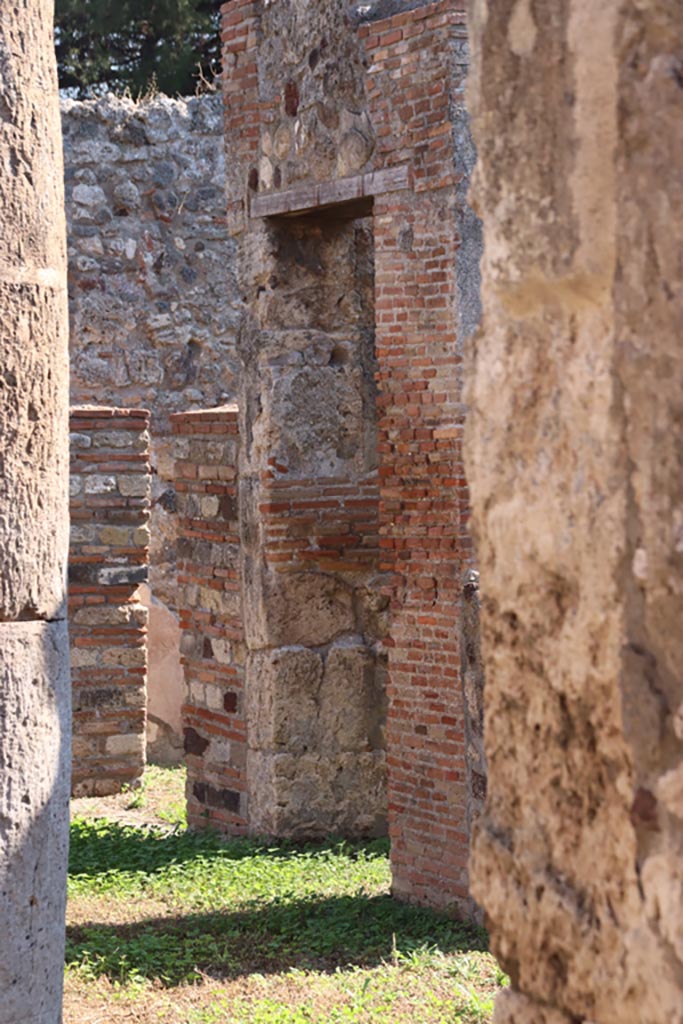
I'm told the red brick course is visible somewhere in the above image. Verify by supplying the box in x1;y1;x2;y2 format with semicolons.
361;1;472;914
172;407;248;833
69;406;151;797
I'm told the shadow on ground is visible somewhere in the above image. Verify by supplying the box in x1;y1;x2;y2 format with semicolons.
67;820;486;987
66;893;486;986
69;815;349;877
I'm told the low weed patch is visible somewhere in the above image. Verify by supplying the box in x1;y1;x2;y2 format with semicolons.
65;767;503;1023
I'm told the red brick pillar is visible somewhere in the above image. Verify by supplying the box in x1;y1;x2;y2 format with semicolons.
69;406;151;796
172;407;247;833
220;0;260;236
360;1;473;914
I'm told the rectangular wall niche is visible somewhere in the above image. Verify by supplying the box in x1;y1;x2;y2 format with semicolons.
240;212;387;837
173;214;388;837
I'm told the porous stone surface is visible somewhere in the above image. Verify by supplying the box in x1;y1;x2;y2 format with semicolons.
225;1;374;204
0;3;71;1019
493;991;574;1024
247;644;385;753
0;7;70;623
62;94;240;758
0;621;71;1024
467;0;683;1019
247;748;387;838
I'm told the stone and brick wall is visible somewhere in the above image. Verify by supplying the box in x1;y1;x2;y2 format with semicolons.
62;94;240;762
69;406;151;796
220;0;478;913
221;0;390;842
236;216;388;838
172;408;247;832
172;395;388;837
63;95;238;433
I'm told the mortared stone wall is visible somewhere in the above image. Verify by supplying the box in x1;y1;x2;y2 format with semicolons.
62;94;240;763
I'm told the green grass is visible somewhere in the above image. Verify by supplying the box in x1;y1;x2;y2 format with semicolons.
123;763;188;826
65;767;503;1023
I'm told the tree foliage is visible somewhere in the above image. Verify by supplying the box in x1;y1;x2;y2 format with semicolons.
55;0;221;97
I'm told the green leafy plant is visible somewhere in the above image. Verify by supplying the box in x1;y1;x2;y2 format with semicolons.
122;776;147;811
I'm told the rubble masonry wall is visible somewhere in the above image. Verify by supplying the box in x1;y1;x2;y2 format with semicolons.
62;94;240;761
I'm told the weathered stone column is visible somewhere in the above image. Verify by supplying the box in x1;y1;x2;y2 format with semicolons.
466;0;683;1020
0;2;71;1022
